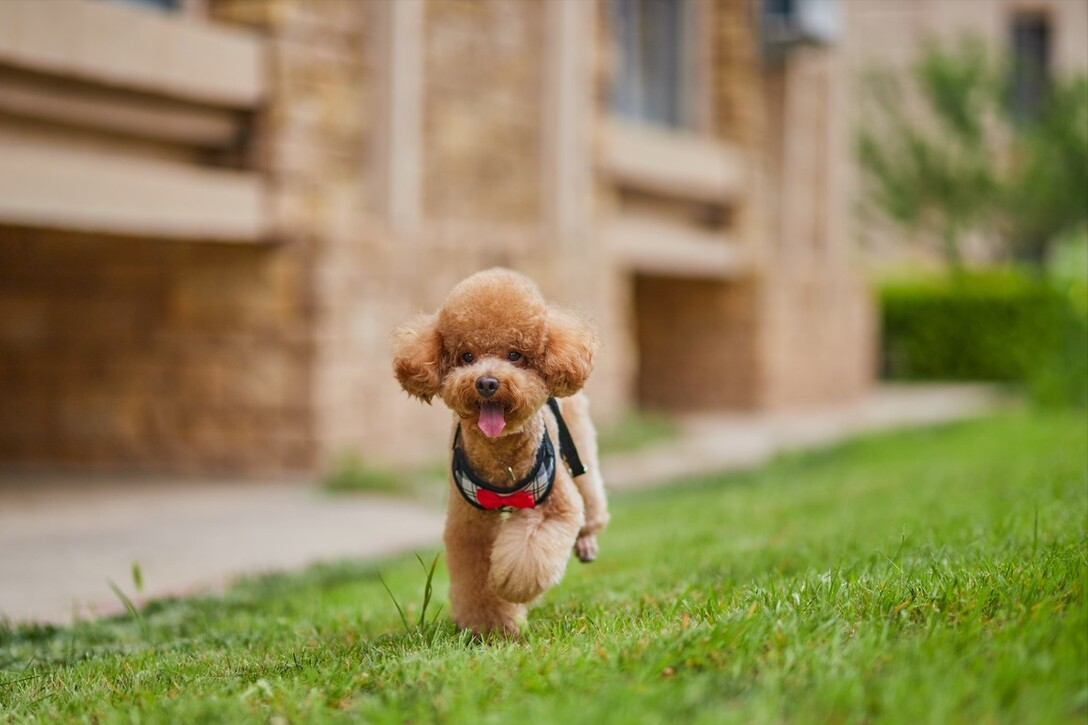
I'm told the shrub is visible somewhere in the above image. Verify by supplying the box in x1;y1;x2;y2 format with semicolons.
879;270;1085;406
1032;235;1088;407
1027;290;1087;407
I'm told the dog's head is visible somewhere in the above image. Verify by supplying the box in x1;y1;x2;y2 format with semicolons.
392;268;597;438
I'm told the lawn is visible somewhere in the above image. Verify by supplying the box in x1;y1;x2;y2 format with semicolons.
2;410;1086;724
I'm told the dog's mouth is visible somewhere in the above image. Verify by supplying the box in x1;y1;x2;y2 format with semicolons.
476;400;508;438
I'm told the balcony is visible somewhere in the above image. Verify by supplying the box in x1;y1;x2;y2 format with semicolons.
597;117;749;278
0;0;269;242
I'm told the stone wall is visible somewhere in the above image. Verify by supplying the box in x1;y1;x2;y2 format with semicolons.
710;0;765;263
634;275;762;410
752;28;873;410
760;266;876;410
421;0;544;224
631;266;873;413
0;228;313;472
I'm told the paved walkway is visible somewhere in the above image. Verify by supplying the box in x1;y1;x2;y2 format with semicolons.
0;384;1007;624
0;479;445;624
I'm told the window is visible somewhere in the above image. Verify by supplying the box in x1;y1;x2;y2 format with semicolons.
1010;14;1050;123
761;0;839;54
609;0;698;129
763;0;797;30
103;0;182;10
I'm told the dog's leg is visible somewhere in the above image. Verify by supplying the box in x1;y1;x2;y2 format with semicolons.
559;394;610;562
489;482;583;603
444;495;525;636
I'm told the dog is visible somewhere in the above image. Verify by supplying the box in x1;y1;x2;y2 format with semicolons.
392;268;610;636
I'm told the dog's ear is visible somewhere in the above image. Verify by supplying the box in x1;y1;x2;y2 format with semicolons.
541;307;598;397
392;313;443;403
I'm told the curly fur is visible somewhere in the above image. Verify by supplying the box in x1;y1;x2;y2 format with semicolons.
392;268;610;637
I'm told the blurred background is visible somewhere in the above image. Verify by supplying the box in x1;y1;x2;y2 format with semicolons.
0;0;1084;479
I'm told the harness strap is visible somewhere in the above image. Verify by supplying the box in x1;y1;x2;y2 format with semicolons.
547;397;586;478
452;426;554;511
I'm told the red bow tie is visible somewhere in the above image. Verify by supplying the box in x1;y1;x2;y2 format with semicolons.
475;488;537;510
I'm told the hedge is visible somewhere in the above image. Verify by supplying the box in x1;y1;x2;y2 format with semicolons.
879;271;1086;406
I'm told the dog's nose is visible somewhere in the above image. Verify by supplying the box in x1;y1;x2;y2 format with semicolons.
475;376;500;398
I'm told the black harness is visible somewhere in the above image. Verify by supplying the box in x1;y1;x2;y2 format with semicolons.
452;397;585;511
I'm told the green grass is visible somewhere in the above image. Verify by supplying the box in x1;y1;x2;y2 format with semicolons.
323;455;446;499
2;411;1086;724
322;453;409;496
597;409;680;455
323;454;401;494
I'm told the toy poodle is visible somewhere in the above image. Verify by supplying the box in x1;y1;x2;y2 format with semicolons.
392;268;610;636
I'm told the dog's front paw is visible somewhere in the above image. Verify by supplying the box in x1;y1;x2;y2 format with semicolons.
489;510;574;603
574;533;598;563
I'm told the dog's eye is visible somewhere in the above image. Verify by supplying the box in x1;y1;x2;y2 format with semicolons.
507;351;522;362
461;352;474;364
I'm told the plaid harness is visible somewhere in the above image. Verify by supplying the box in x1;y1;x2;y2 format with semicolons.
452;398;585;512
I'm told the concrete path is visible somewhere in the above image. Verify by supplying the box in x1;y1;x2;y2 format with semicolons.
0;384;1007;624
0;479;445;624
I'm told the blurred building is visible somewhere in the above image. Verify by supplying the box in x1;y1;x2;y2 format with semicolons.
18;0;1073;474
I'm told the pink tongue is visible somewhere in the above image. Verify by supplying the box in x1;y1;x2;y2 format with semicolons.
478;401;506;438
